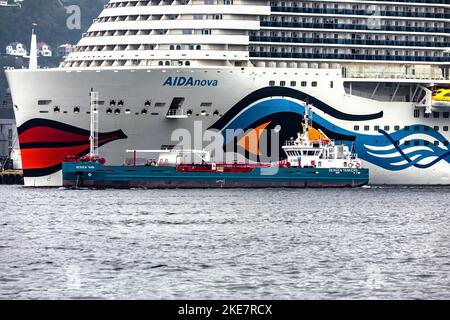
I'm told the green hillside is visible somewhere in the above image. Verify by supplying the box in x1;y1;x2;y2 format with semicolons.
0;0;108;99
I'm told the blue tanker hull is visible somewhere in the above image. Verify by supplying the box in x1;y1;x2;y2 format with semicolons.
62;162;369;189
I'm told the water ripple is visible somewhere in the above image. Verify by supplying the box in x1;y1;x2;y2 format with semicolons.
0;185;449;299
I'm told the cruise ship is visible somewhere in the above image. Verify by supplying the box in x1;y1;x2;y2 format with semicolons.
5;0;450;187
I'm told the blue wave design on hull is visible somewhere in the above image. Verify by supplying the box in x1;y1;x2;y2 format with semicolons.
217;98;450;171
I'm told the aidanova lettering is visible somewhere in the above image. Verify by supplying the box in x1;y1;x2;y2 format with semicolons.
163;77;218;87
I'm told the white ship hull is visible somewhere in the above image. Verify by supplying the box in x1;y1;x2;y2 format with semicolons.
6;66;450;186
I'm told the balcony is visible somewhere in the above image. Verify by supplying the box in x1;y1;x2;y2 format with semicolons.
271;7;450;20
259;22;450;34
249;52;450;63
250;36;450;48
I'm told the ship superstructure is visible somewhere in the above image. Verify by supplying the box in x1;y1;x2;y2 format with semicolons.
5;0;450;186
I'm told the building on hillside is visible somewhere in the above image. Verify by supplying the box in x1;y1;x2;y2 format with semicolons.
37;41;52;57
58;43;73;59
5;42;27;57
0;89;20;170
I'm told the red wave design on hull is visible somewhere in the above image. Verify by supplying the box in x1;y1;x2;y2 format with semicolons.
17;119;128;177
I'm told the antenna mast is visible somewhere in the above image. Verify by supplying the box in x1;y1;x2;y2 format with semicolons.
89;90;99;158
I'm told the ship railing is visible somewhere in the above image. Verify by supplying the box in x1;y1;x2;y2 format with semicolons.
343;71;449;81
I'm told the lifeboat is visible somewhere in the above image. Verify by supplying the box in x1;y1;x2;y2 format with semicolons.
432;88;450;108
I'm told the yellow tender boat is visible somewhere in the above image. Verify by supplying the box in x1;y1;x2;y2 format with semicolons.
432;88;450;108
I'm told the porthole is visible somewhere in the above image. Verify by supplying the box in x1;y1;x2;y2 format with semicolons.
144;100;151;107
110;100;116;106
118;100;124;107
141;109;148;115
73;107;80;114
53;106;60;113
106;108;113;114
114;109;121;114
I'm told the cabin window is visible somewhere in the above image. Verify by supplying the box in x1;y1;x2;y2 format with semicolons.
301;81;307;87
364;126;370;131
404;126;410;131
374;125;380;131
290;81;296;87
434;126;439;132
424;111;430;118
394;125;400;131
269;81;275;86
405;141;410;146
384;126;390;131
443;126;448;132
354;125;360;131
443;112;449;119
312;81;318;87
434;141;440;146
433;112;440;119
38;100;52;105
413;110;420;118
155;102;166;107
280;81;286;87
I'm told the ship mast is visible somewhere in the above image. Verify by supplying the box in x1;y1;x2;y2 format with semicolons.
303;104;313;142
89;90;99;158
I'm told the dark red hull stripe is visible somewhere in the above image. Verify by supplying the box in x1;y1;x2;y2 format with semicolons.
17;119;127;177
